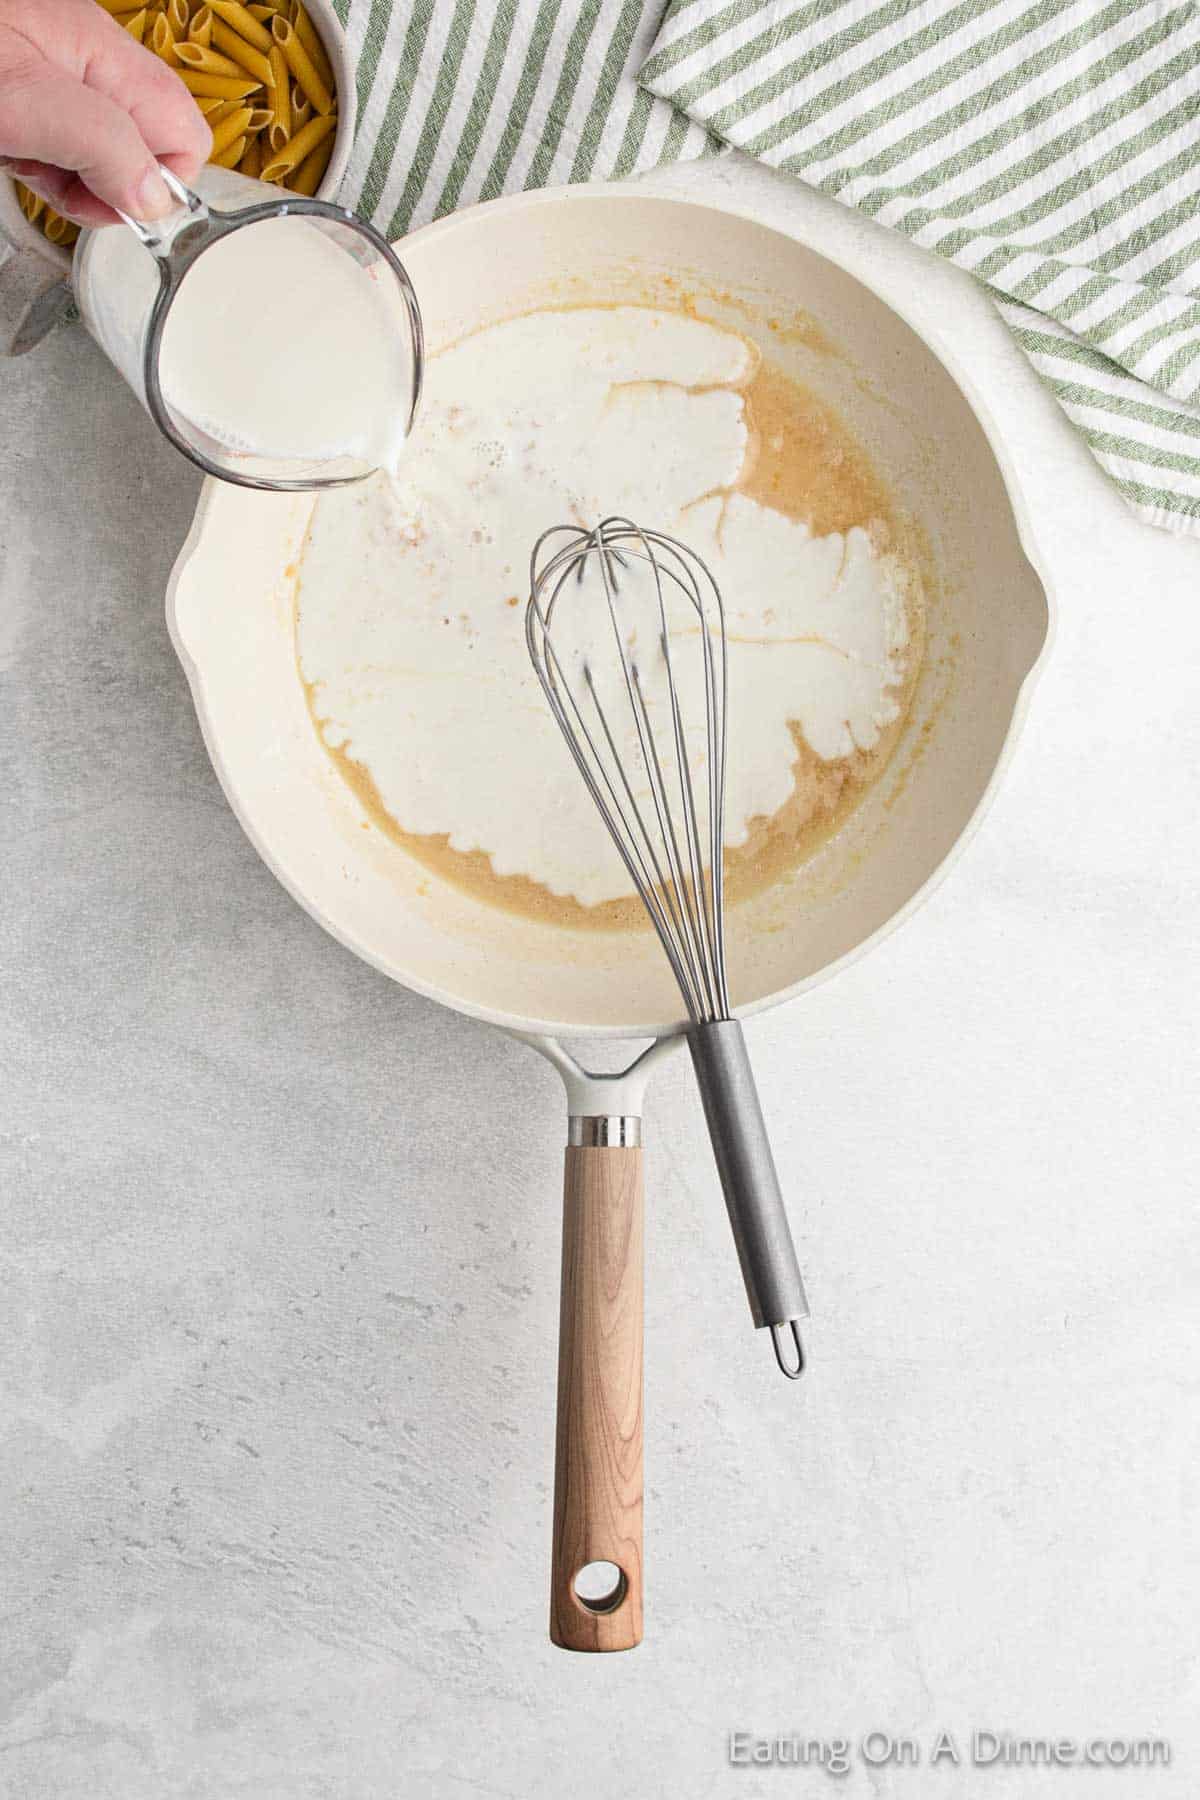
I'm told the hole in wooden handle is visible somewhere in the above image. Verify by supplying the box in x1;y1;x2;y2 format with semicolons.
573;1561;628;1614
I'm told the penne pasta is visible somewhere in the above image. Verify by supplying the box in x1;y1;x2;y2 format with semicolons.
210;18;275;86
44;210;80;246
267;121;289;156
271;17;332;116
17;182;45;224
291;2;333;91
259;106;333;181
187;4;212;44
290;83;311;127
212;134;247;169
206;97;246;124
176;41;251;78
267;44;290;132
246;106;273;131
209;0;273;53
288;129;332;196
149;13;178;60
178;68;262;97
208;104;254;158
167;0;189;40
96;0;131;12
246;3;276;19
119;9;148;39
239;134;263;177
195;94;225;114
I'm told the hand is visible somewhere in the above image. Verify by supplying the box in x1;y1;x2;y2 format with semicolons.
0;0;211;225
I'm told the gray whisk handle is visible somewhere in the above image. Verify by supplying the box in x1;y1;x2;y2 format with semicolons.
687;1019;809;1335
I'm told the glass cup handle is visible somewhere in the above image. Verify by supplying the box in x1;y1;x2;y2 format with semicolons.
115;166;208;259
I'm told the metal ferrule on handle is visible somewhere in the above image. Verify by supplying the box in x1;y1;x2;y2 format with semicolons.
569;1115;642;1147
687;1020;809;1366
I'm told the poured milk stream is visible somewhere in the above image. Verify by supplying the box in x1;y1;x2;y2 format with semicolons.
297;308;920;911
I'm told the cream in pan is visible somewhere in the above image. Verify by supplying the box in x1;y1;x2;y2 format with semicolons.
295;306;924;920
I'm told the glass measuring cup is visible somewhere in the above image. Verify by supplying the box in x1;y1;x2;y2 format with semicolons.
74;166;423;491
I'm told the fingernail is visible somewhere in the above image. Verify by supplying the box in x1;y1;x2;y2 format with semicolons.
134;166;173;220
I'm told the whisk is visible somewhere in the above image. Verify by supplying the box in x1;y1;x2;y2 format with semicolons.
525;517;809;1379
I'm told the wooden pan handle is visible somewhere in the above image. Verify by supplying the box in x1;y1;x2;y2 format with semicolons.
550;1144;644;1652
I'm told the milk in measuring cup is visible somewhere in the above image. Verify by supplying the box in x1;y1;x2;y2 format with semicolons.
74;167;415;483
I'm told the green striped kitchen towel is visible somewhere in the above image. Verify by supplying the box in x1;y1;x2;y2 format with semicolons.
332;0;1200;534
331;0;718;237
639;0;1200;535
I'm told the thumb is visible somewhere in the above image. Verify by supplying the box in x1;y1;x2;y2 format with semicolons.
0;70;174;220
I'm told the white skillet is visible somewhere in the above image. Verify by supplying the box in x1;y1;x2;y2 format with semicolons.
166;183;1052;1651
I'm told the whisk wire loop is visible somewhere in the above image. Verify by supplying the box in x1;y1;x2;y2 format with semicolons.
527;517;731;1024
592;524;712;1015
527;540;701;1013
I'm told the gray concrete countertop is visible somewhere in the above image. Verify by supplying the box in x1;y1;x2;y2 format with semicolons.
2;158;1198;1799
